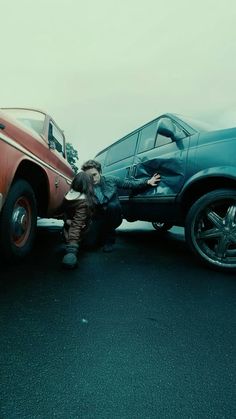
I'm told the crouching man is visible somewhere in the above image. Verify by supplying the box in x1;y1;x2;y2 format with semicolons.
81;159;161;252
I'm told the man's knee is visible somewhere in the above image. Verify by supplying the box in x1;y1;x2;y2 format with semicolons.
106;201;121;216
105;202;122;228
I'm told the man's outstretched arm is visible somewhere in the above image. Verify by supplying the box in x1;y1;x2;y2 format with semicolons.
110;173;161;190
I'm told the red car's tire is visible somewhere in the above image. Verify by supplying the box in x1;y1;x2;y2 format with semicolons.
0;179;37;260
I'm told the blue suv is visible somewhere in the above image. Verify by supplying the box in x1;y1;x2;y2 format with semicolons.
95;113;236;272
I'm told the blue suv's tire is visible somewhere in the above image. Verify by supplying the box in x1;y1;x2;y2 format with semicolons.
152;222;173;232
185;189;236;271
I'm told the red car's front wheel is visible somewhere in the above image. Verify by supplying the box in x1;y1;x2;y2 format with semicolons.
0;180;37;260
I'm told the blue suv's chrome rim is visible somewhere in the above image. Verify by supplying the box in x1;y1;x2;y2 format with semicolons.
186;189;236;270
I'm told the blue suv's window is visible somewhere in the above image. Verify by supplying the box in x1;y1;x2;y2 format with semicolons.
155;133;172;147
106;133;138;165
137;121;158;153
96;151;107;167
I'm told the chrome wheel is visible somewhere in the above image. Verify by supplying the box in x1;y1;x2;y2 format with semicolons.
185;189;236;271
11;197;32;247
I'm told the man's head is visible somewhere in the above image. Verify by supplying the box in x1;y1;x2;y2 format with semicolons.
81;160;102;185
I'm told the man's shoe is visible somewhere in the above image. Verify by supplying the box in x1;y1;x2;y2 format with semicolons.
103;243;114;253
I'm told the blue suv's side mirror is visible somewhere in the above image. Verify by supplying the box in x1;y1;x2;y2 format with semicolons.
157;118;186;141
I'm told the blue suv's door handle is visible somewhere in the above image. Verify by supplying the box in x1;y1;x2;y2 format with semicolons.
125;167;131;178
132;164;137;177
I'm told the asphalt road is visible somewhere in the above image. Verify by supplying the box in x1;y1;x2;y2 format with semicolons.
0;221;235;419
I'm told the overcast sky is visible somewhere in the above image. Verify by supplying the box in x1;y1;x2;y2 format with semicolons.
1;0;236;165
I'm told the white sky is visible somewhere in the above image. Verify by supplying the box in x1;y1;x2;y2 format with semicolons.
1;0;236;165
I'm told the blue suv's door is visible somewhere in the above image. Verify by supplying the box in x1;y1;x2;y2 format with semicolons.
126;116;192;221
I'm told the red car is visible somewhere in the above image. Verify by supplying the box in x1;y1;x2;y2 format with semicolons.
0;108;74;260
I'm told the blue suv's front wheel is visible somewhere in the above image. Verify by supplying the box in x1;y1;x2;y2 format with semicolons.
152;222;173;232
185;189;236;271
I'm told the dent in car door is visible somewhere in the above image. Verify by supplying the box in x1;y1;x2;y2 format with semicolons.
132;119;190;198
